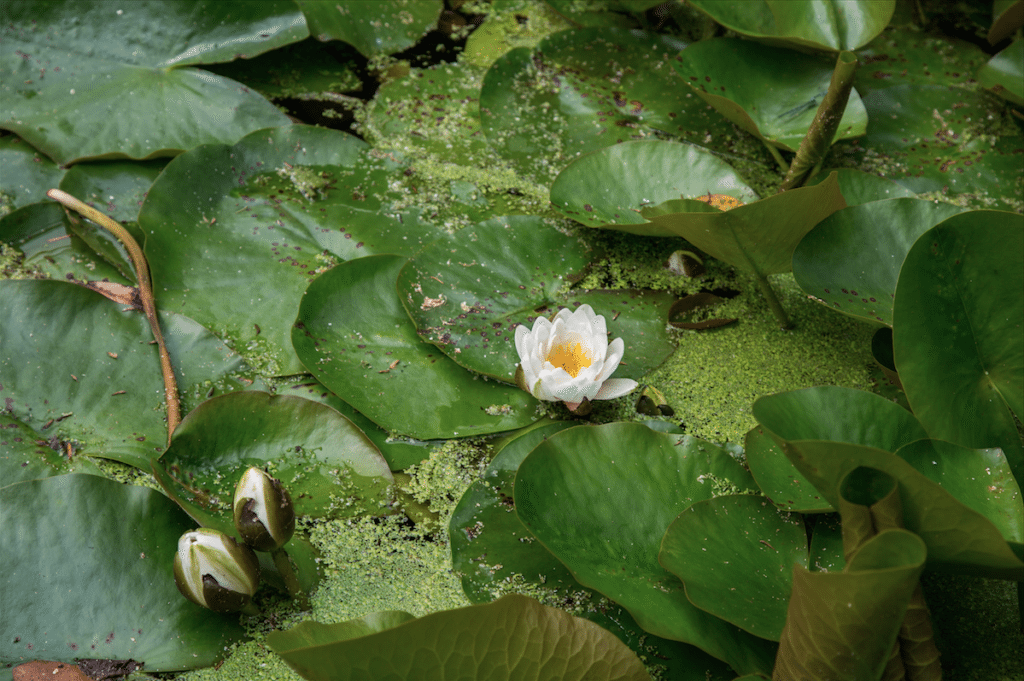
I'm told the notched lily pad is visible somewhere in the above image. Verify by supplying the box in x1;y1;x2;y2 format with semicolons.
157;391;394;520
296;0;444;58
267;594;651;681
674;38;867;152
293;253;538;440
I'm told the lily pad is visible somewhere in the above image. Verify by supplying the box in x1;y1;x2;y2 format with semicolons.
266;594;650;681
0;202;131;283
792;198;965;325
745;425;832;513
806;168;916;206
58;160;168;224
551;139;759;229
660;493;808;642
0;136;65;211
977;39;1024;106
893;210;1024;485
139;124;442;376
296;0;443;58
514;422;777;675
687;0;895;51
0;279;254;468
292;253;539;440
449;421;731;680
479;28;743;180
398;215;675;382
0;414;103;489
774;529;927;681
157;391;394;519
0;0;301;164
0;474;246;671
674;38;868;152
753;387;1024;579
639;173;846;277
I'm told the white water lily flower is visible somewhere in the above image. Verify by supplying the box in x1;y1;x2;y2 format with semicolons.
514;304;638;411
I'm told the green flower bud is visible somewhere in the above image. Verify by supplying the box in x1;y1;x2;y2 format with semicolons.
233;466;295;552
173;529;260;613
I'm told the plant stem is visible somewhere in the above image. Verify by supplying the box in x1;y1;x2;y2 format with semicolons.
271;547;308;609
779;51;859;192
46;188;181;446
763;140;789;173
754;273;792;329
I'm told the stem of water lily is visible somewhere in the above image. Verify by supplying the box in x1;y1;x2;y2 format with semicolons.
271;547;308;609
763;141;790;173
45;188;181;446
755;274;792;329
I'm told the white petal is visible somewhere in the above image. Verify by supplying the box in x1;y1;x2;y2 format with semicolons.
595;337;625;383
594;378;638;400
552;307;574;324
514;324;532;363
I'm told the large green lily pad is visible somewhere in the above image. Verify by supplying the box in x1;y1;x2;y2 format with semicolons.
977;39;1024;106
0;136;65;210
893;210;1024;485
674;38;867;152
0;279;254;468
792;198;964;325
267;594;650;681
398;215;675;382
0;474;246;671
0;414;103;489
157;391;394;519
292;254;539;440
745;425;832;513
514;422;777;675
687;0;895;51
0;0;300;164
139;124;442;376
551;139;759;228
660;493;808;642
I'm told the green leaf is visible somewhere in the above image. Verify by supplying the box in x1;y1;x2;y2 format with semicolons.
293;253;539;440
266;594;650;681
157;391;394;519
745;425;832;513
0;136;65;211
977;39;1024;106
479;28;743;181
398;215;675;382
296;0;443;58
0;279;254;467
515;422;777;675
0;414;103;489
806;168;916;206
0;0;300;164
551;139;759;229
674;38;867;152
0;474;246;671
139;124;442;377
895;439;1023;546
449;421;731;679
0;202;131;283
640;172;846;276
774;529;926;681
687;0;895;51
753;388;1024;579
792;198;964;325
59;160;168;224
893;211;1024;485
660;494;808;641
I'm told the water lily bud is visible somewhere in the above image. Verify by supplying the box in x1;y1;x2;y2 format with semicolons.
514;304;638;411
173;529;260;613
636;385;675;417
233;466;295;552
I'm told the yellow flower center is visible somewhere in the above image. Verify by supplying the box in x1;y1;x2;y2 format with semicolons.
546;341;592;378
